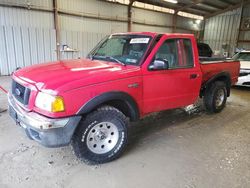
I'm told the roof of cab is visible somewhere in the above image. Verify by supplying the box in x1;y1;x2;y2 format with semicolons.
239;50;250;53
111;32;194;38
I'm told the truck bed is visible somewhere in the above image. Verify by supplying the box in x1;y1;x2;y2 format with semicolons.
199;57;226;62
200;59;240;85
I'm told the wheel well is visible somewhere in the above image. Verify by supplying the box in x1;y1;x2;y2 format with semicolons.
77;92;140;122
99;99;138;121
216;76;231;96
201;75;231;97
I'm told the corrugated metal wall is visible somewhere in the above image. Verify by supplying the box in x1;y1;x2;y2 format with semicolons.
177;16;202;32
60;30;107;59
238;3;250;50
58;0;128;33
0;0;202;75
203;9;241;56
132;7;172;32
0;0;52;8
0;7;53;28
0;0;56;75
0;26;57;75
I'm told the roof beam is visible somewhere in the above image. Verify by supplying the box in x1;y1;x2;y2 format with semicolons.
217;0;237;5
184;7;209;16
136;0;180;9
128;0;135;32
128;0;209;16
191;5;215;13
205;0;250;18
175;0;203;12
200;2;224;10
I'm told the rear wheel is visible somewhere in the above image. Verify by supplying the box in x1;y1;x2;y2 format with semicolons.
72;106;128;164
203;81;227;113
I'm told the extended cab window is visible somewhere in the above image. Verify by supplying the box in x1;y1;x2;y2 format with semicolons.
182;39;194;67
154;38;194;69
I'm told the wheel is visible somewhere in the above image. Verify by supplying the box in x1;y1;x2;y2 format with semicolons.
203;81;227;113
72;106;128;164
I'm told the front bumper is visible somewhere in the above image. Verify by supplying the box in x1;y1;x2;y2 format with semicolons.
8;94;81;147
236;69;250;86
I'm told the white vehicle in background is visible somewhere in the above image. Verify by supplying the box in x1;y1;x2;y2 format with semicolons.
233;50;250;86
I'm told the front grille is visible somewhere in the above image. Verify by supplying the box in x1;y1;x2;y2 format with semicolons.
239;72;249;77
243;82;250;86
11;80;31;105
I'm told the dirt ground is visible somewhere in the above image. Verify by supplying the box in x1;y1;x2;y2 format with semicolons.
0;76;249;188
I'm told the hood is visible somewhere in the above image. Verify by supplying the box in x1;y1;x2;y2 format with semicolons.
14;59;141;93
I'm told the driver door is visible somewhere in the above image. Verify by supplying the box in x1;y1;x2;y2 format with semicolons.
142;37;202;114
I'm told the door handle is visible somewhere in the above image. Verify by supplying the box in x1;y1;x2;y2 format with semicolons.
190;74;198;79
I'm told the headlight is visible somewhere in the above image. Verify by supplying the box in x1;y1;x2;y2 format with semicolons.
35;92;65;112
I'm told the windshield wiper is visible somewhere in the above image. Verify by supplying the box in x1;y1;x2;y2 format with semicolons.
105;56;126;66
91;55;126;66
88;54;93;60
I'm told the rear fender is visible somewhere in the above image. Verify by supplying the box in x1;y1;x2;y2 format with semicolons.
201;72;231;97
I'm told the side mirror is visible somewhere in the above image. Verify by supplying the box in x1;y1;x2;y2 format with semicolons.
149;59;169;70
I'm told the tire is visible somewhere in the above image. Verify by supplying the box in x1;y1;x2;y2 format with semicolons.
203;81;227;113
72;105;128;165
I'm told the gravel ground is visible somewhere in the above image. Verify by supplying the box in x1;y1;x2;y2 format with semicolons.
0;76;249;188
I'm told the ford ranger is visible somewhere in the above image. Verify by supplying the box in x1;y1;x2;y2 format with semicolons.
8;32;240;164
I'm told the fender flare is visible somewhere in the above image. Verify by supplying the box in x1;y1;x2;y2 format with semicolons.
202;71;231;97
77;91;140;121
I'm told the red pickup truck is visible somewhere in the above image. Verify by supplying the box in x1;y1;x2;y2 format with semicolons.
8;32;239;164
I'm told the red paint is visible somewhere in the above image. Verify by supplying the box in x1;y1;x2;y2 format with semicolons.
12;33;240;118
0;86;7;94
200;61;240;84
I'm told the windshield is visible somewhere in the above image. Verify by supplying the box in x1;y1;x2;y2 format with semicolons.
88;35;152;65
232;52;250;61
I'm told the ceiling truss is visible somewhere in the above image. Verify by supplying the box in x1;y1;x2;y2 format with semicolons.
127;0;250;19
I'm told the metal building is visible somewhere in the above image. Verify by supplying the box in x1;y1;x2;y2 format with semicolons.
0;0;250;75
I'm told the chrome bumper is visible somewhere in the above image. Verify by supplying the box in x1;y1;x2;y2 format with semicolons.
8;94;81;147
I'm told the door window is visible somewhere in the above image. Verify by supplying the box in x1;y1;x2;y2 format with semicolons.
181;39;194;67
154;38;194;69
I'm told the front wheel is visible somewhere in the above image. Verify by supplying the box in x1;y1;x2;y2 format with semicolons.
72;106;128;164
203;81;227;113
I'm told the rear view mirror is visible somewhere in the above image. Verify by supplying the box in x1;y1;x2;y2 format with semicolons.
149;59;169;70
